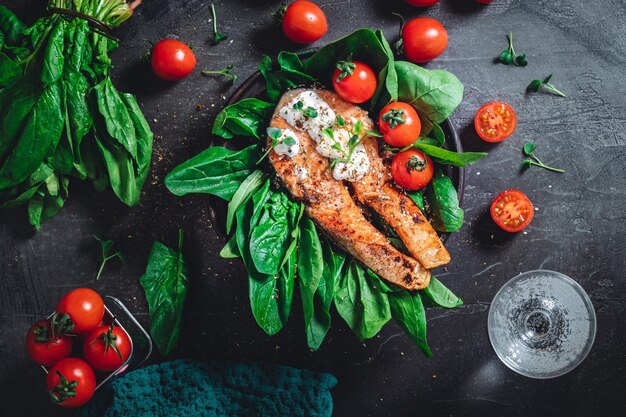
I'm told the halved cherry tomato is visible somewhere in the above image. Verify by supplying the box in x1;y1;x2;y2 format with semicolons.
281;1;327;44
391;149;434;190
401;17;448;63
83;324;132;372
378;102;422;147
47;358;96;408
405;0;441;6
56;288;104;334
332;60;377;104
151;39;196;81
474;101;517;142
490;190;534;232
26;320;73;367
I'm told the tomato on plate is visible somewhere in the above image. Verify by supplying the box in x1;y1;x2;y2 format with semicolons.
26;320;73;367
490;190;534;232
474;101;516;142
281;1;327;44
151;39;196;81
83;324;132;372
405;0;441;6
332;60;377;104
391;149;434;190
56;288;105;334
47;358;96;408
401;17;448;63
378;102;422;147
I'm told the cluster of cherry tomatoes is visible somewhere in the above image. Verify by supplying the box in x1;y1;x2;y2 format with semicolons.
25;288;131;408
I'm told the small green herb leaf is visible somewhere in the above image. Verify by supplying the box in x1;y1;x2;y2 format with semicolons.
337;114;345;126
210;4;227;45
283;136;297;147
303;106;318;118
523;141;537;155
201;64;236;82
526;74;566;97
293;101;304;110
498;32;527;67
267;126;282;140
520;142;565;173
93;235;124;281
366;129;383;137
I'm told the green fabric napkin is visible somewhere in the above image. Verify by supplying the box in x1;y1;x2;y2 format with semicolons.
77;359;337;417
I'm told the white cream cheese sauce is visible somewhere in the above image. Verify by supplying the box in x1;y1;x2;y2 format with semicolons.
278;90;370;182
273;128;300;158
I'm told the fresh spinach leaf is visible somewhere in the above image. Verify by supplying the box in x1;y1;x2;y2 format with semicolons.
407;190;425;212
297;217;325;349
0;52;20;87
139;229;188;356
334;259;391;340
422;276;463;309
396;61;463;134
41;20;65;84
212;98;275;140
165;145;260;200
226;169;266;234
94;78;137;160
258;52;315;102
413;142;487;167
424;168;464;232
219;235;240;259
388;289;432;357
0;6;26;46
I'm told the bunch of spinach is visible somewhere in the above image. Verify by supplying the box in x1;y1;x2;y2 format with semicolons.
165;28;471;355
0;1;153;229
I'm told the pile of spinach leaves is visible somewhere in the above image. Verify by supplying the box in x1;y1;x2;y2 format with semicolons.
165;29;477;355
0;1;153;229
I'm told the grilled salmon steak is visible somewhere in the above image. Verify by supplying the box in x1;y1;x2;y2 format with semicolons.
268;88;450;290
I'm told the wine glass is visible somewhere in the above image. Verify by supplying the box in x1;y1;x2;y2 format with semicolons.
487;270;596;379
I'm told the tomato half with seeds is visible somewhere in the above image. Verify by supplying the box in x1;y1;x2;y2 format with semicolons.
26;320;73;367
332;60;377;104
474;101;517;142
378;102;422;147
490;190;534;232
391;149;434;190
46;358;96;408
83;324;132;372
281;1;327;44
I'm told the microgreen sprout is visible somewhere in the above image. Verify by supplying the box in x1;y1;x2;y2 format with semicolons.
527;74;566;97
94;235;124;280
201;64;237;82
210;3;227;45
521;141;565;173
499;32;528;66
257;127;295;163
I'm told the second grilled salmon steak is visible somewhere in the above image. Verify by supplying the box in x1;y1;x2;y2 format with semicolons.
268;90;430;290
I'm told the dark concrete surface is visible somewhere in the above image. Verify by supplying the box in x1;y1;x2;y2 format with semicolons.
1;0;625;416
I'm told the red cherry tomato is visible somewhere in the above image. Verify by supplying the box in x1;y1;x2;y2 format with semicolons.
490;190;534;232
391;149;434;190
83;324;132;372
474;101;517;142
332;60;377;104
281;1;327;44
405;0;441;6
401;17;448;63
378;102;422;147
56;288;104;334
151;39;196;81
25;320;73;367
46;358;96;408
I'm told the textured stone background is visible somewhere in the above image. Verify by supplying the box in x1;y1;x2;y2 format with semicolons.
1;0;625;415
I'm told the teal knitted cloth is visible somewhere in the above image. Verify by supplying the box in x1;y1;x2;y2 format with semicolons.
77;360;337;417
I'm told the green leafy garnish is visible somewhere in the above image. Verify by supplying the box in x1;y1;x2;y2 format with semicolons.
293;101;304;110
139;229;189;356
499;32;527;66
210;3;227;45
382;108;406;129
303;106;318;118
93;235;124;281
521;141;565;173
201;64;237;82
335;59;356;82
337;114;346;126
527;74;566;97
366;129;383;137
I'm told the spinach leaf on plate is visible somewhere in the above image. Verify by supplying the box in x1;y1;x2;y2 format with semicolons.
424;168;464;232
226;169;266;234
334;259;391;340
212;98;275;140
297;218;324;349
259;52;315;102
413;142;487;167
140;229;189;356
388;289;432;358
422;276;463;309
396;61;463;134
165;144;260;200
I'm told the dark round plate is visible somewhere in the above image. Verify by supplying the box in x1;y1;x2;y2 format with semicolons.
208;70;465;244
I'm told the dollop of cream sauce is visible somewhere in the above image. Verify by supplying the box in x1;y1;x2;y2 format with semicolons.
273;128;300;158
278;90;370;182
